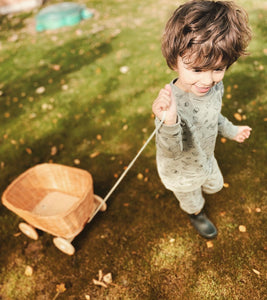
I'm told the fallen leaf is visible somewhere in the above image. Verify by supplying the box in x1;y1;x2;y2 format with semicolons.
93;279;107;288
221;137;227;143
98;270;103;281
103;273;112;284
90;151;100;158
96;134;102;140
255;207;261;213
25;265;33;276
223;183;229;188
252;269;260;275
239;225;246;232
4;112;10;118
234;113;242;121
56;283;66;293
74;159;80;165
137;173;144;180
120;66;129;74
52;64;61;71
206;241;214;248
36;86;45;94
26;148;32;154
51;146;57;156
122;124;128;131
85;295;91;300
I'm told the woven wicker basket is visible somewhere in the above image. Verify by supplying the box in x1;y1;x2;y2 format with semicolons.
2;163;95;239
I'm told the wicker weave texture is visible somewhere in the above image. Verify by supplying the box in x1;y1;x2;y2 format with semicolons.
2;163;95;239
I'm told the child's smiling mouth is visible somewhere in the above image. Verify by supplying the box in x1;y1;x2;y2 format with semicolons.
194;85;212;94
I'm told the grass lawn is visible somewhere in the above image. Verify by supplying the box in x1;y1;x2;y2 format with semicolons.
0;0;266;299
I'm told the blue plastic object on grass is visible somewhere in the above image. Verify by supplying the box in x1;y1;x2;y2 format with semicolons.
36;2;93;32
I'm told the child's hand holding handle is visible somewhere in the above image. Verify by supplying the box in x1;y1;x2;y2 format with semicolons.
152;84;178;126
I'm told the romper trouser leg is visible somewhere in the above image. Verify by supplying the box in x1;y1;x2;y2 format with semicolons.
172;158;224;215
173;188;204;215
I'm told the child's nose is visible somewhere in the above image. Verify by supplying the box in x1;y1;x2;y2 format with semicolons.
201;71;213;85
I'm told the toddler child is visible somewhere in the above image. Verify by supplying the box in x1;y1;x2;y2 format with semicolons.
152;0;252;239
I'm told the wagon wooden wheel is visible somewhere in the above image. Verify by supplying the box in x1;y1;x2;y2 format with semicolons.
19;222;39;240
94;194;107;211
53;237;75;255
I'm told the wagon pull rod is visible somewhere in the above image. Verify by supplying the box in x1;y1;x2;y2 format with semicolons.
90;111;167;221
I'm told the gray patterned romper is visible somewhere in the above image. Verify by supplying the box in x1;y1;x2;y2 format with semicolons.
155;79;238;214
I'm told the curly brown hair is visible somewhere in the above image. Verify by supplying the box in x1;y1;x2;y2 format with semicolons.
162;0;252;70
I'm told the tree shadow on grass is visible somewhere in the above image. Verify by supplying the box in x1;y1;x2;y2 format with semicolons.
0;35;114;125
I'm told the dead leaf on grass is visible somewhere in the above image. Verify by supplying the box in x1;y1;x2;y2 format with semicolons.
51;64;61;71
234;113;242;121
90;151;100;158
206;241;214;248
103;273;112;284
26;148;32;155
25;265;33;276
56;283;66;293
74;159;80;165
252;269;260;275
137;173;144;180
51;146;57;156
122;124;128;131
93;270;112;288
239;225;246;232
35;86;45;94
223;183;229;188
93;279;108;288
52;283;66;300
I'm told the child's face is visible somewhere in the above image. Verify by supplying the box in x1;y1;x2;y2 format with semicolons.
175;56;226;97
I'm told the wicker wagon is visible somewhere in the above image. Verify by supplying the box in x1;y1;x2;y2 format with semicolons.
1;163;106;255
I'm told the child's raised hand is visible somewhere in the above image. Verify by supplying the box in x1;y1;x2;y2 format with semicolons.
152;84;177;125
233;126;252;143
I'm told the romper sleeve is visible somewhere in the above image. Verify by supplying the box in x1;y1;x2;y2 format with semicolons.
217;81;239;139
155;117;183;158
218;114;238;139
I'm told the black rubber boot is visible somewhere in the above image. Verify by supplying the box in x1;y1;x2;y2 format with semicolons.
189;209;217;239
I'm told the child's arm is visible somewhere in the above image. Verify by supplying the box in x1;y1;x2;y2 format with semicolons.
152;84;177;125
232;126;252;143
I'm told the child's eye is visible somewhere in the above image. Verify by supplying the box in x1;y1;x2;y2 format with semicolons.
192;69;202;73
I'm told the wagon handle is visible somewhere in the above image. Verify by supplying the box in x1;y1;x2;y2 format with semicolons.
89;111;167;221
